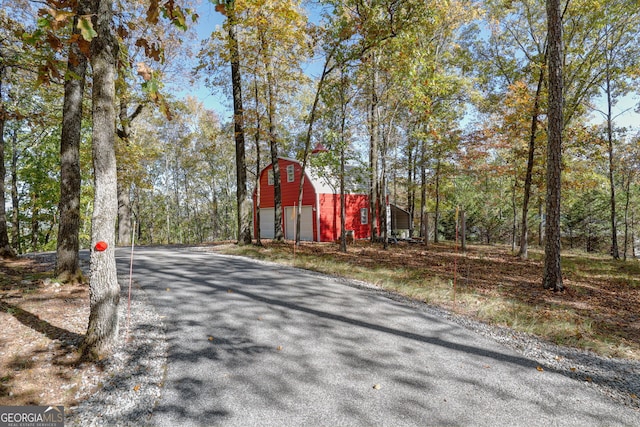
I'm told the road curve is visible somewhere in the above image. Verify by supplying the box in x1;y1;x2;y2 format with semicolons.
115;246;640;426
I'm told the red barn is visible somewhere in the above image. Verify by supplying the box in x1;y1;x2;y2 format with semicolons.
253;157;408;242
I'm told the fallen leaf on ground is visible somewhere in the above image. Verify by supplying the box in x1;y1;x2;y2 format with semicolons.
373;384;381;390
536;366;544;372
133;384;141;392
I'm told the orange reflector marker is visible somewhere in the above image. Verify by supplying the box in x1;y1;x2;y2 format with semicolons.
95;241;108;251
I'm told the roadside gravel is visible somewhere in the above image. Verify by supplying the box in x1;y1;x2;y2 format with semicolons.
66;275;168;427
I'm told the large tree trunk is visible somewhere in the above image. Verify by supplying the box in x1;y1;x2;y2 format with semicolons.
57;7;89;280
543;0;563;292
0;68;15;258
228;7;251;245
81;0;120;360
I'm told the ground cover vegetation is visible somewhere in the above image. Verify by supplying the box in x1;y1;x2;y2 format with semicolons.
1;0;640;408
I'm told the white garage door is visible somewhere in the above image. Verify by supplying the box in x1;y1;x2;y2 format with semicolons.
284;206;313;241
259;208;275;239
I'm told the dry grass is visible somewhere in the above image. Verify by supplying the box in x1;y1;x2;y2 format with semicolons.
218;240;640;360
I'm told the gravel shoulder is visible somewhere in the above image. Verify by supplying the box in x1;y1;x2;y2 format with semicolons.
66;275;168;426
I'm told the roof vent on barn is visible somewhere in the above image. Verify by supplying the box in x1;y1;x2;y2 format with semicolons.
312;142;329;154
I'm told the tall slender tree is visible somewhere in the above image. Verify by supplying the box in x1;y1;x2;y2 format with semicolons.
217;0;251;244
543;0;563;292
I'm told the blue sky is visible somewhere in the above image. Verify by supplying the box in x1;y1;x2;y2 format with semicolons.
171;1;230;118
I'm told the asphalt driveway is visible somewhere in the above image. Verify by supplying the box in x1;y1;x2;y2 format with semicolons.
116;246;640;426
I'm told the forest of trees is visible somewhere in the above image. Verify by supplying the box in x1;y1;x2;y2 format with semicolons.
1;0;639;265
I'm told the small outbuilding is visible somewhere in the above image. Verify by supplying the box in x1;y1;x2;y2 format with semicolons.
253;157;410;242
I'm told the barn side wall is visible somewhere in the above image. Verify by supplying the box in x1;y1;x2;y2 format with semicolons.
318;194;370;242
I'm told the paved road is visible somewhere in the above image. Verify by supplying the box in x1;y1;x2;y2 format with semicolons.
116;247;640;426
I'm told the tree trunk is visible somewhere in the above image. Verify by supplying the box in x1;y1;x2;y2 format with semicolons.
81;0;120;360
622;172;631;261
56;6;89;280
543;0;564;292
420;137;427;245
369;52;379;242
253;78;262;246
31;193;39;251
339;65;348;253
258;31;283;242
407;139;415;238
117;181;132;245
381;137;388;250
269;129;283;241
0;68;15;258
340;143;347;252
296;53;333;245
538;197;544;246
518;62;545;259
434;157;441;243
632;210;636;259
228;7;251;245
10;130;20;254
461;210;466;251
605;66;619;259
511;174;517;253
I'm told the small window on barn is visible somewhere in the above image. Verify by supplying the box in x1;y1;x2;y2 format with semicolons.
268;170;274;186
360;208;368;225
287;164;295;182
